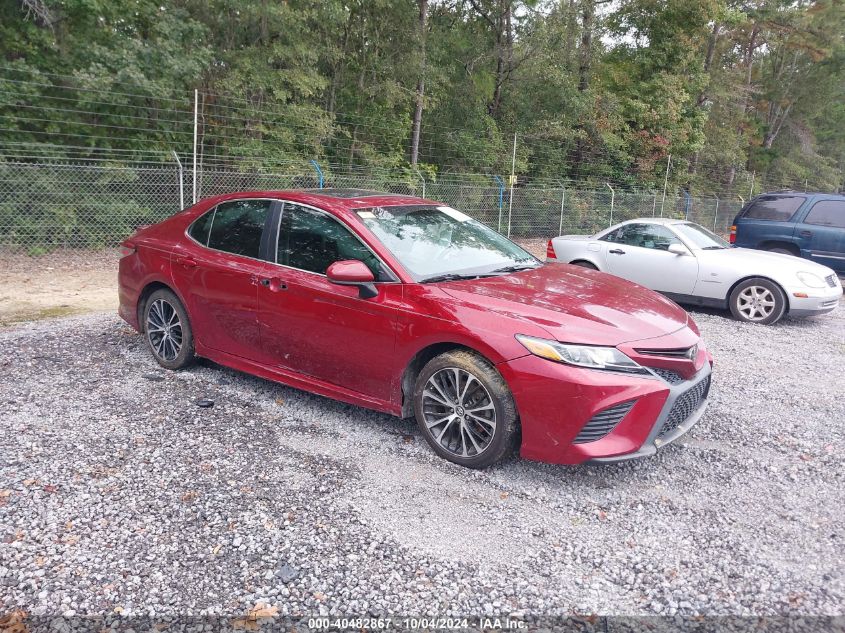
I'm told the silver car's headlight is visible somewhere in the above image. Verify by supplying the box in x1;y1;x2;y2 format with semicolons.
515;335;650;375
796;271;826;288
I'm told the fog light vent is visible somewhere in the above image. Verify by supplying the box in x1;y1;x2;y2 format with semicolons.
573;401;635;444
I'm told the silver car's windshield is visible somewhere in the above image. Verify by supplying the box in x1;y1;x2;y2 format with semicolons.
674;222;731;250
356;205;539;282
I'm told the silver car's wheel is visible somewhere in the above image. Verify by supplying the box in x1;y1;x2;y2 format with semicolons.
729;278;787;325
147;298;183;361
422;368;497;458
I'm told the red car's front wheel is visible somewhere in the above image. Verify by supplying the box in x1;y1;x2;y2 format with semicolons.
413;350;518;468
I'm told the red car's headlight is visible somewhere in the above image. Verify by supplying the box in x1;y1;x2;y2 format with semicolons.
515;334;651;375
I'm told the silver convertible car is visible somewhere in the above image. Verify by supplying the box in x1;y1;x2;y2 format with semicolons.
547;218;842;325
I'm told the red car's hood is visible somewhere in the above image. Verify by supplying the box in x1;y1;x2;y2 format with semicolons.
439;264;691;346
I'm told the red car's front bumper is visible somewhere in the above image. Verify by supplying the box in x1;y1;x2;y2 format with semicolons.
499;349;713;465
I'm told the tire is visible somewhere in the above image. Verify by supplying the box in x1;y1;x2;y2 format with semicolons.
143;289;195;369
728;277;787;325
413;350;518;469
767;246;796;256
571;260;598;270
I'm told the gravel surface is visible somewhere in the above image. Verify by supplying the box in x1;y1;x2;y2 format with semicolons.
0;304;843;620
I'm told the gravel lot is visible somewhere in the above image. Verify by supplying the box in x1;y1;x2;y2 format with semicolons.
0;303;843;620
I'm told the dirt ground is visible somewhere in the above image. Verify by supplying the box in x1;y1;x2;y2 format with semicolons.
0;250;119;326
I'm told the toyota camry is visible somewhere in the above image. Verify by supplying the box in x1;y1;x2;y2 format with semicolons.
118;189;713;468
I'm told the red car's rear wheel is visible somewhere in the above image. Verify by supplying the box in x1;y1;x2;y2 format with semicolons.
143;289;195;370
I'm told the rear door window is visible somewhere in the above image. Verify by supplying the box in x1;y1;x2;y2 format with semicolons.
207;199;272;258
803;200;845;229
742;196;804;222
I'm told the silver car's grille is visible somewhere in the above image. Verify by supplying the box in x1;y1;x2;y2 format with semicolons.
659;376;711;438
825;274;837;288
573;401;635;444
649;368;684;384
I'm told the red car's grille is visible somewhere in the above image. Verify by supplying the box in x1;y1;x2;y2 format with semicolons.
573;401;635;444
659;376;711;438
649;367;684;384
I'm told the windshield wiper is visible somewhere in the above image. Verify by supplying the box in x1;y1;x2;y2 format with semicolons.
489;263;541;274
420;273;495;283
702;246;726;250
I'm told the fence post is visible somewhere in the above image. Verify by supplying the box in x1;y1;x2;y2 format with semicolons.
171;150;185;209
507;133;517;238
651;192;657;217
749;171;755;199
309;160;324;188
660;154;671;217
605;182;615;227
493;175;505;233
412;167;426;198
713;196;719;232
559;186;566;236
192;89;198;204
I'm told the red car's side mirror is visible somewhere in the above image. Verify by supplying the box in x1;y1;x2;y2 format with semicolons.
326;260;378;299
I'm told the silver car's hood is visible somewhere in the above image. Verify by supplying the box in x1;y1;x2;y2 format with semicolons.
700;247;836;278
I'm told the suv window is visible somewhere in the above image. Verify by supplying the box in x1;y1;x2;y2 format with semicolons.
277;203;387;279
804;200;845;229
601;223;680;251
742;196;804;222
207;199;271;258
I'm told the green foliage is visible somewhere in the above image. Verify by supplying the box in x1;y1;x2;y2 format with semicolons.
1;0;844;197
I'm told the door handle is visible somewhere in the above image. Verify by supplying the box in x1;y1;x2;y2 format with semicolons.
176;257;197;268
260;277;287;291
609;249;625;255
799;230;812;238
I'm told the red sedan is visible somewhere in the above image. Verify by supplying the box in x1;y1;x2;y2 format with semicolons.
118;189;713;468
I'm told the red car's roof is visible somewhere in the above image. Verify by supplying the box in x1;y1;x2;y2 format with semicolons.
198;188;432;210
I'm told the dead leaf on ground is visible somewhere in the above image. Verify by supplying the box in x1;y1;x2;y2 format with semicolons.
43;484;58;494
22;479;39;487
500;492;510;500
180;491;198;504
0;490;11;498
212;544;221;555
0;609;29;633
233;602;279;630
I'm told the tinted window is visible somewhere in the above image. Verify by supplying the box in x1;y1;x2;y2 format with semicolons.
743;196;804;221
277;204;385;278
804;200;845;228
188;210;214;245
207;199;271;258
601;223;680;251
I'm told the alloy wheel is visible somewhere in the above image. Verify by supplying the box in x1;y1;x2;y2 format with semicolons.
736;285;776;321
421;367;497;458
146;298;183;362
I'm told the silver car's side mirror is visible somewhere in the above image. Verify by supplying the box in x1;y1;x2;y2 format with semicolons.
667;243;689;256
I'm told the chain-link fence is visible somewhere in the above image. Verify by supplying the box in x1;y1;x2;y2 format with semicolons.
0;160;745;253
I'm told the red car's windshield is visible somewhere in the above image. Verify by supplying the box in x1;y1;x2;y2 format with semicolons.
356;205;538;282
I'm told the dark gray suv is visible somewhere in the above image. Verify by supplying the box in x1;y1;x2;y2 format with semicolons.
730;192;845;273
